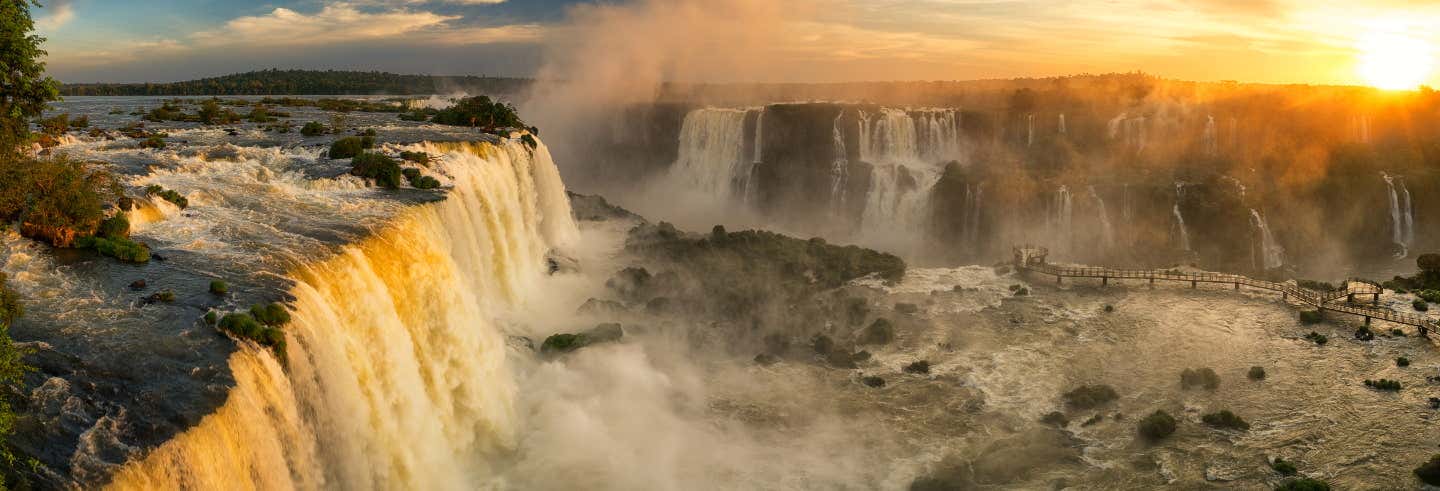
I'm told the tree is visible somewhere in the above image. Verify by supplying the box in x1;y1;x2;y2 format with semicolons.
0;0;61;154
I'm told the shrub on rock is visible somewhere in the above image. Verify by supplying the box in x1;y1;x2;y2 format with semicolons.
76;236;150;263
1063;384;1118;409
1397;357;1411;367
1041;411;1069;427
1271;457;1297;476
1364;378;1402;391
350;153;402;189
540;323;624;355
861;376;885;388
1201;409;1250;430
1414;300;1429;312
1304;332;1328;345
1354;326;1375;341
1180;368;1220;390
328;136;374;159
903;360;931;374
1274;478;1331;490
209;280;228;295
300;121;326;136
1248;366;1266;380
249;303;291;327
1416;455;1440;486
1137;410;1176;441
1299;310;1323;324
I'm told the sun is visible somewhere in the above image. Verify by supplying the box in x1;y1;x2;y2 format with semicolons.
1357;30;1434;90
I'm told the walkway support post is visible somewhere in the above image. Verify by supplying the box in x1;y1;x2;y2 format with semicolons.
1103;277;1108;286
1191;280;1197;289
1373;294;1380;305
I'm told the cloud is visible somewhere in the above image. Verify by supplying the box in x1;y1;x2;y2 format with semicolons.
192;4;460;48
35;0;75;30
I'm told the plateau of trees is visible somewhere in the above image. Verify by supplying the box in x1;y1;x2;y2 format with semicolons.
59;69;531;96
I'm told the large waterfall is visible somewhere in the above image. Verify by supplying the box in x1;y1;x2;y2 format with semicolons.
829;112;849;211
1383;172;1416;257
1087;186;1115;249
108;139;578;489
669;108;753;204
1172;183;1191;252
1053;185;1073;251
1250;209;1283;270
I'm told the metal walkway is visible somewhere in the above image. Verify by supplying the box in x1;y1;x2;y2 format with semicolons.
1012;246;1439;336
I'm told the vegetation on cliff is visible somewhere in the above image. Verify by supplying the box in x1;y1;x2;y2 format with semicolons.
58;69;530;96
430;96;525;130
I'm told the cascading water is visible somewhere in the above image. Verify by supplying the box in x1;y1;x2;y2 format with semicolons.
858;109;920;163
1383;173;1415;257
1053;185;1073;251
1058;113;1066;135
1204;115;1217;155
1173;183;1191;252
1250;209;1283;270
1026;114;1035;147
829;112;849;211
1087;186;1114;249
669;108;752;205
963;183;984;248
108;139;579;490
752;107;765;164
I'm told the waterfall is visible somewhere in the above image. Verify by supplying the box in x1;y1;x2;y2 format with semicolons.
963;183;984;248
1058;113;1067;135
1173;183;1191;252
109;139;578;489
858;109;919;163
1204;115;1217;155
1107;113;1126;139
916;110;962;162
669;108;750;204
1250;209;1283;270
829;112;849;210
860;164;938;243
1026;114;1035;147
1054;185;1073;250
1088;186;1115;249
753;107;766;164
1383;173;1414;257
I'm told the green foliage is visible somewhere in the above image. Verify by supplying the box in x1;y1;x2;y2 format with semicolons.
59;69;530;96
1274;478;1330;491
37;113;69;135
1354;326;1375;340
204;310;217;325
1200;409;1250;430
861;376;885;388
540;323;624;355
1304;331;1328;345
1180;367;1220;390
1248;366;1266;380
1397;356;1411;367
1137;410;1177;441
1364;378;1402;391
399;151;432;165
1414;299;1429;312
1040;411;1069;427
328;136;375;159
209;280;228;295
0;0;60;154
1296;279;1337;292
139;135;166;149
0;155;120;247
249;303;291;327
350;153;402;189
0;273;32;474
144;185;188;208
1271;458;1298;476
431;96;525;129
903;360;930;374
75;235;150;263
97;214;130;239
1063;384;1118;409
1415;454;1440;486
300;121;326;136
1417;290;1440;303
218;312;287;358
399;110;431;122
1299;310;1323;324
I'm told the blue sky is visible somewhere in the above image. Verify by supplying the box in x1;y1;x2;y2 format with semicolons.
32;0;1440;87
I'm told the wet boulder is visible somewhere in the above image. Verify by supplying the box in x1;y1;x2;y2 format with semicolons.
540;323;625;355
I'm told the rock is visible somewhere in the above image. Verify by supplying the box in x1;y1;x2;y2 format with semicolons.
539;323;624;355
546;251;579;275
1247;366;1266;380
576;298;627;316
753;353;780;366
858;318;895;345
1062;385;1118;409
1040;411;1069;427
894;302;919;314
128;280;147;291
1430;397;1440;409
606;266;651;299
567;192;644;222
850;350;872;362
903;360;931;374
861;376;885;388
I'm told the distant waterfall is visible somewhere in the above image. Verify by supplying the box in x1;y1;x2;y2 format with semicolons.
829;112;849;210
1088;186;1115;249
1058;114;1067;135
859;109;962;164
753;107;766;164
1384;173;1415;257
860;164;938;240
1027;114;1035;147
1173;183;1191;252
1204;115;1217;155
1250;209;1283;270
1107;113;1147;150
110;139;579;489
1054;185;1074;249
964;183;985;248
670;108;751;203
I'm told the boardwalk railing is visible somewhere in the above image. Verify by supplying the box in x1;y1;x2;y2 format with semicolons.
1012;246;1439;335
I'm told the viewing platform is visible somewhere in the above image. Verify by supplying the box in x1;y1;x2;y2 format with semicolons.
1013;246;1440;336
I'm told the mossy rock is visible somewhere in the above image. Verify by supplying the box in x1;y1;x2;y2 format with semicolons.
540;323;624;355
209;280;228;295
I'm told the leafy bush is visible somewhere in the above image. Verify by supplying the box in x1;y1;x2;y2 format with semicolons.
1414;299;1429;312
139;136;166;149
861;376;885;388
75;236;150;263
1248;366;1266;380
144;185;188;209
431;96;524;129
249;303;291;327
540;323;625;355
1364;378;1402;391
1137;410;1177;441
1397;356;1411;367
218;312;286;357
411;175;440;189
1201;409;1250;430
1041;411;1069;427
204;311;217;325
1180;367;1220;390
350;153;402;189
300;121;326;136
1271;457;1298;476
97;214;130;239
209;280;228;295
399;151;432;165
903;360;931;374
1274;478;1331;490
1299;310;1323;324
1063;384;1119;409
1415;454;1440;486
1354;326;1375;341
1304;331;1328;345
328;136;375;159
858;318;895;345
1418;290;1440;303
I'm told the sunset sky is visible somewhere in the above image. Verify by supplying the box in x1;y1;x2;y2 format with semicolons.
34;0;1440;88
